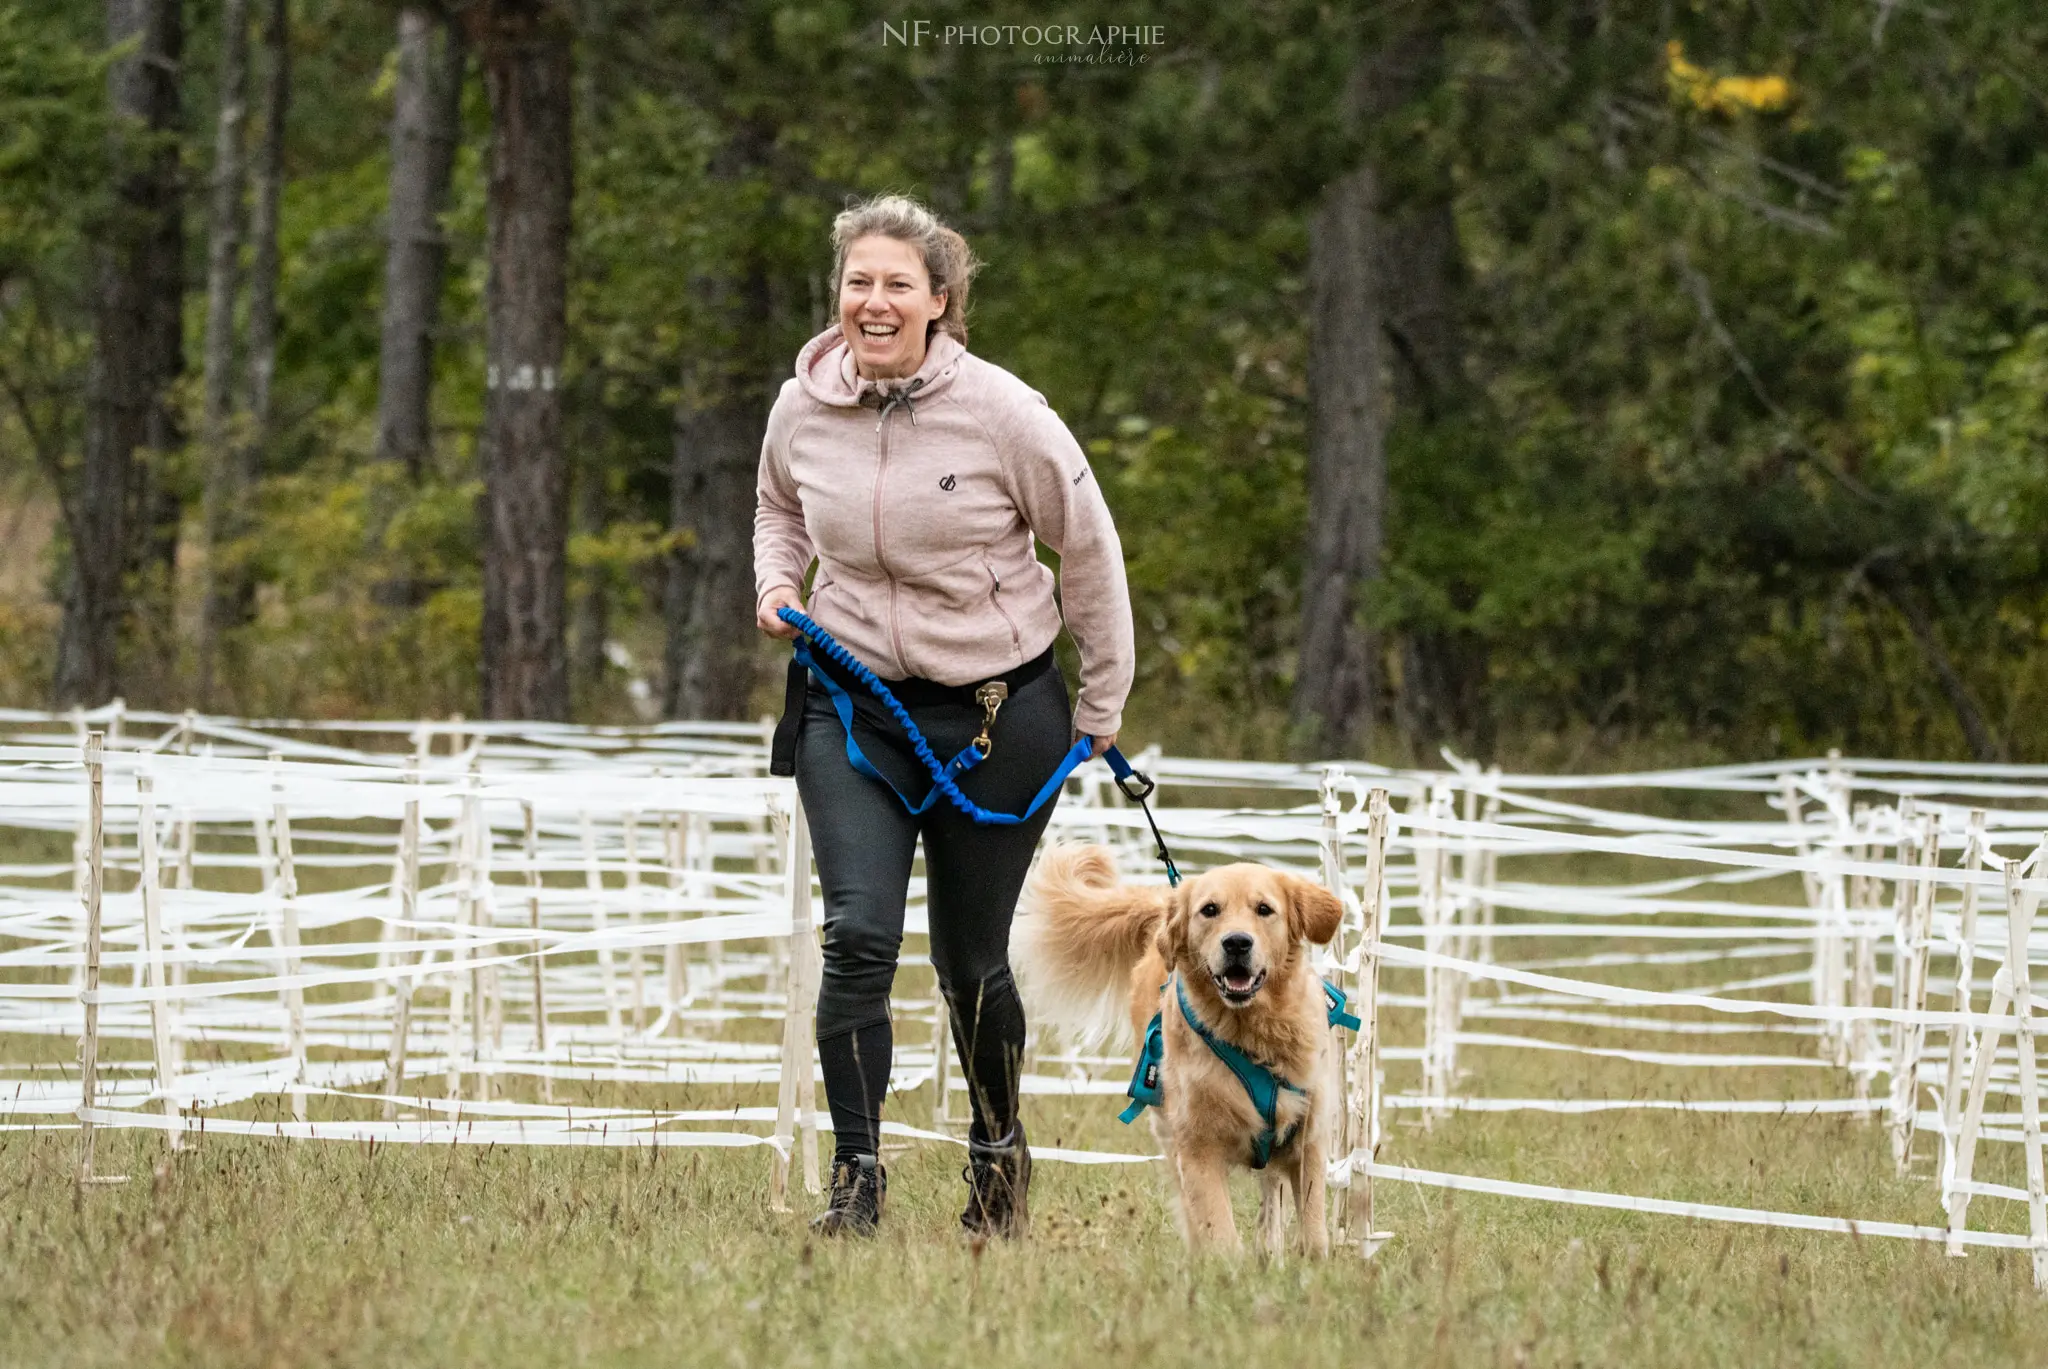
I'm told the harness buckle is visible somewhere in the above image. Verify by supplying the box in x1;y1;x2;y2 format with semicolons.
973;680;1008;755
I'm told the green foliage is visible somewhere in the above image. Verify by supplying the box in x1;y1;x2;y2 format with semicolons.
0;4;109;268
0;2;109;533
2;0;2047;757
1356;0;2048;759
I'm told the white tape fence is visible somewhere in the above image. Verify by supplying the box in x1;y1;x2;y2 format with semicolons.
7;703;2048;1276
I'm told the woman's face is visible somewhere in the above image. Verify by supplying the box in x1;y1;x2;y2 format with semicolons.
838;235;947;381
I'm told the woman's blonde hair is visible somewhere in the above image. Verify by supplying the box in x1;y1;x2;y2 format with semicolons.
830;194;981;346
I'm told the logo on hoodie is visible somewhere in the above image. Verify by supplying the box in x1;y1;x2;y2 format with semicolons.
939;474;957;491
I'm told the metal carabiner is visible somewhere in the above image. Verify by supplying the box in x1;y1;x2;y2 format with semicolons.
1114;768;1156;803
973;680;1008;755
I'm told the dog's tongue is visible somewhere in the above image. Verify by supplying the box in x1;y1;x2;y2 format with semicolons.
1223;968;1254;991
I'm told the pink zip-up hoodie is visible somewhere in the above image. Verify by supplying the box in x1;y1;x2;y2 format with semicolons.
753;327;1135;739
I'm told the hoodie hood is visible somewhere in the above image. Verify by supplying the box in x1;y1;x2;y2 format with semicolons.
794;326;967;408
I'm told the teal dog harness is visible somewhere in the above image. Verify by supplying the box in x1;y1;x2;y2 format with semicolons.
1120;973;1362;1169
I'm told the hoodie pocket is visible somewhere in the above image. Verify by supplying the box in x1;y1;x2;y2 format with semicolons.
810;568;866;624
983;552;1023;654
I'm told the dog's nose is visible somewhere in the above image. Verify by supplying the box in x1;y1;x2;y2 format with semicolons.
1221;932;1254;959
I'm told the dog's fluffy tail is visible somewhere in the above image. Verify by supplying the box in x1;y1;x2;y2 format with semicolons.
1011;844;1168;1050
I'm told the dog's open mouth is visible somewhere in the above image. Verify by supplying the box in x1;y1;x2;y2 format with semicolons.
1212;966;1267;1005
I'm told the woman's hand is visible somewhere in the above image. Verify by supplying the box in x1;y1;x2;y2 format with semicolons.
757;585;805;640
1078;731;1117;759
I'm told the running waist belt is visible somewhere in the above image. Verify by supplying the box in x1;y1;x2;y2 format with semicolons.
769;606;1140;828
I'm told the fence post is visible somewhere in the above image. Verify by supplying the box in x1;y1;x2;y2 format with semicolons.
696;813;727;1025
1849;805;1879;1119
382;773;423;1120
1475;767;1501;975
1890;813;1941;1173
1345;787;1393;1255
1818;759;1853;1067
1318;769;1350;1244
136;773;182;1150
1453;772;1482;995
462;764;501;1099
2000;842;2048;1290
446;774;474;1100
580;811;625;1037
771;792;823;1207
1882;798;1921;1142
170;789;194;1081
659;800;685;1034
379;727;422;975
75;732;108;1187
1941;816;1991;1254
524;799;552;1102
270;775;308;1123
623;811;647;1034
1781;772;1830;1060
1421;782;1457;1123
173;712;197;1080
1944;956;2010;1256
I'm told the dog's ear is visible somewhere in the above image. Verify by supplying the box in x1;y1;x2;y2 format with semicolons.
1285;876;1345;947
1154;883;1190;965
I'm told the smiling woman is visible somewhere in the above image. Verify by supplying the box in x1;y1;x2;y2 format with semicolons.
751;192;1136;1245
829;197;979;373
838;236;946;377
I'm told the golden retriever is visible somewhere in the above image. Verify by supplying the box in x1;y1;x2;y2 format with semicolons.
1012;845;1346;1256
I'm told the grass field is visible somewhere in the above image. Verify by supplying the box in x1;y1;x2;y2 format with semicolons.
8;842;2048;1366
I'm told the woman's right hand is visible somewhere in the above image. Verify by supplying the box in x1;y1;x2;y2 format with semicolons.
757;585;805;640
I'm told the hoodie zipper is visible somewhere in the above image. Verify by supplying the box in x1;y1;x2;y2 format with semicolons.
874;404;909;675
986;555;1023;654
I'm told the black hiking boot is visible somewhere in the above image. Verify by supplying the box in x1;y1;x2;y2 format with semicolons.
960;1121;1031;1240
811;1154;886;1237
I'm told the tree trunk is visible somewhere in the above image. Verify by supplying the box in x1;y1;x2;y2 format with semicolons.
1381;184;1488;757
55;0;185;708
1871;569;2005;763
567;0;605;707
664;113;773;724
1370;22;1488;759
1293;17;1482;762
197;0;250;709
469;0;573;722
663;268;769;722
130;155;188;697
1379;199;1467;421
1395;629;1490;760
243;0;287;441
376;7;465;479
571;457;607;703
197;0;286;706
1290;146;1387;760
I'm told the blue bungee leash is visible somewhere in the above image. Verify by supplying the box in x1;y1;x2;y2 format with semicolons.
771;606;1181;882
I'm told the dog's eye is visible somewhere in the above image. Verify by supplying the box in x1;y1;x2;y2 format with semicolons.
1255;902;1275;918
1198;902;1220;919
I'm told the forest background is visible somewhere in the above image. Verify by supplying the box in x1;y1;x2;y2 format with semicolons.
0;0;2043;769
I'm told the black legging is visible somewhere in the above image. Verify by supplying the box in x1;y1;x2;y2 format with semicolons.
794;648;1070;1161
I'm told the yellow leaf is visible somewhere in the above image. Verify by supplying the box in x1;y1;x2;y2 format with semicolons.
1664;40;1793;114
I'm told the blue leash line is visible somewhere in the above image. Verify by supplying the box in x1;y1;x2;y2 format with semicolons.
778;605;1144;832
779;606;1331;1144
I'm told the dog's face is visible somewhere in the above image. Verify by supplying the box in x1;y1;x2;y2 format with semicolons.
1157;864;1345;1010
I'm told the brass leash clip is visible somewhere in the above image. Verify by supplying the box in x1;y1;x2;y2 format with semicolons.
973;680;1009;755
